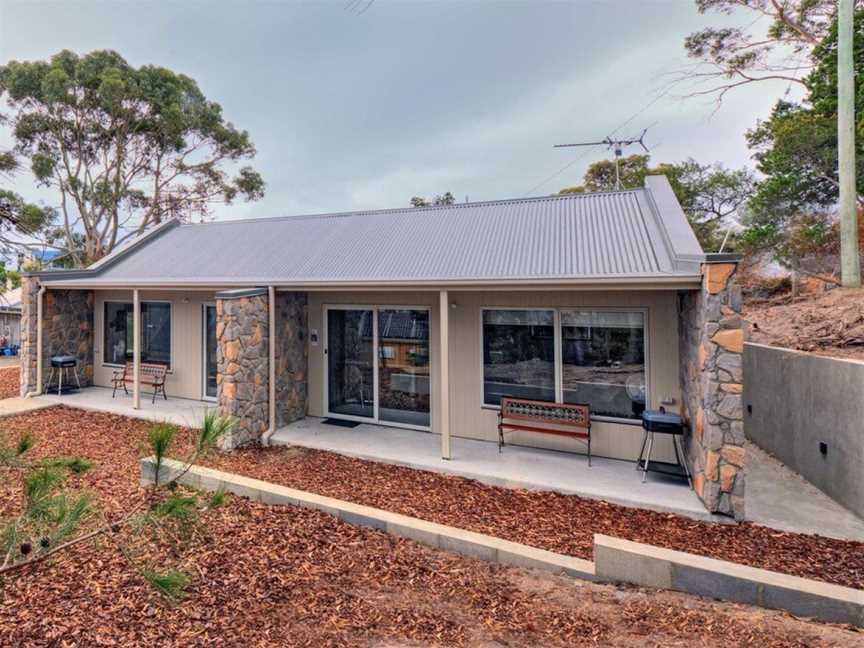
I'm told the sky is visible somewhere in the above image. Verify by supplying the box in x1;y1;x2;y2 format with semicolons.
0;0;802;221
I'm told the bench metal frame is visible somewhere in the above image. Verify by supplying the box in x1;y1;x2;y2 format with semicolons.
111;361;168;404
497;396;591;465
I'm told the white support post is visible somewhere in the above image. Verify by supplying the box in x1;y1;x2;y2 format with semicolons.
133;289;141;410
439;290;451;460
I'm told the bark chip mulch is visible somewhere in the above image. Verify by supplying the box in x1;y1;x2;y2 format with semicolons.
0;407;861;647
0;365;20;400
196;441;864;592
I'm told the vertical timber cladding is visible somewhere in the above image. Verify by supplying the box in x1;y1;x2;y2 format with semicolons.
679;262;746;519
20;276;95;397
216;288;308;449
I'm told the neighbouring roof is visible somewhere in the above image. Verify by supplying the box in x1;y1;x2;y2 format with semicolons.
33;175;705;289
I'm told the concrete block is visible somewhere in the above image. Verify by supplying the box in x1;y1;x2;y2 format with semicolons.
258;487;296;506
672;563;760;605
339;509;387;531
594;535;672;589
386;520;441;548
760;583;862;626
594;534;864;627
438;531;498;562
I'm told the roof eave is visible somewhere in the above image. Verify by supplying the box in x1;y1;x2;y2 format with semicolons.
36;274;703;290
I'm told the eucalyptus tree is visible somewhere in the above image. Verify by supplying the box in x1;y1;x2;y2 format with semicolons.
679;0;848;104
0;50;265;265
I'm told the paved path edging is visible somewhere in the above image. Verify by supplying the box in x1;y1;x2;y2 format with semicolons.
139;458;864;627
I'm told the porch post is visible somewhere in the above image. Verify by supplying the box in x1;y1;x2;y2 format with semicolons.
133;289;141;410
439;289;451;460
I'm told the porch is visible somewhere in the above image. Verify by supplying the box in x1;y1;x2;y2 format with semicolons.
35;386;212;428
271;416;715;522
271;418;864;539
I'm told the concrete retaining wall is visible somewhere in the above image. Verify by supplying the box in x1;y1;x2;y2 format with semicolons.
140;457;863;626
744;342;864;519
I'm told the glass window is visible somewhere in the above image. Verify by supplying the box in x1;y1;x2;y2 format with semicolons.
561;310;645;420
103;302;172;368
482;309;555;406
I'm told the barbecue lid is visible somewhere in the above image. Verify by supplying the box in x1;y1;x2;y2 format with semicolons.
50;355;78;365
641;409;683;425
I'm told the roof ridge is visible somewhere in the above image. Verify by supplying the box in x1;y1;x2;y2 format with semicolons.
184;188;646;227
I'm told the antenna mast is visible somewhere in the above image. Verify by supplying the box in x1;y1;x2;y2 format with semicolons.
553;128;651;190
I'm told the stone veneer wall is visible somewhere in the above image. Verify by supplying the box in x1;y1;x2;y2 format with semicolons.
19;277;40;396
274;292;308;428
20;277;95;396
216;290;308;449
679;262;746;519
216;291;270;449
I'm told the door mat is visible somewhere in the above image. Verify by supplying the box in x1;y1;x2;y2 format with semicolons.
323;418;361;428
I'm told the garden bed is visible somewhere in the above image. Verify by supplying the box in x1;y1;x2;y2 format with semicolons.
0;408;860;646
0;365;19;400
194;440;864;592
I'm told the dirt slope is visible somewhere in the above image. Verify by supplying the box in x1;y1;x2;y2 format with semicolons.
745;287;864;361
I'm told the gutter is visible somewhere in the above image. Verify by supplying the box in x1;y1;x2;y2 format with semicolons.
23;286;47;398
34;275;705;290
261;285;277;446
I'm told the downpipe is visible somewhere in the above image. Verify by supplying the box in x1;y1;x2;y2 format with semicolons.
24;286;47;398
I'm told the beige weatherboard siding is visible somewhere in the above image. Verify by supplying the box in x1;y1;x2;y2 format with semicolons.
93;290;217;401
307;289;680;463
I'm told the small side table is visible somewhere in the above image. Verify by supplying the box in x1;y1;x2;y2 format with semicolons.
637;410;693;489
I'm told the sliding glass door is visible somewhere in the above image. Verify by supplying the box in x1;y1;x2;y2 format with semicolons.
325;306;430;429
327;308;375;419
377;309;430;428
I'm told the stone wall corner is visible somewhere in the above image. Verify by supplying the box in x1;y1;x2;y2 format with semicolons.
679;260;746;519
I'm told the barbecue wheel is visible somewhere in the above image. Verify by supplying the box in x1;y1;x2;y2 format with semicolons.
40;537;50;549
19;542;31;555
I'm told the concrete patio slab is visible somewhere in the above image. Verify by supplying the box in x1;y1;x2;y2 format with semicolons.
34;386;212;428
271;417;721;523
0;396;56;418
745;444;864;541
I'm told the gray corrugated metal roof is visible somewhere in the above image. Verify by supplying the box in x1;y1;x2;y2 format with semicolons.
37;177;704;287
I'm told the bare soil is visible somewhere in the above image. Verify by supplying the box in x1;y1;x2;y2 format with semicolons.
0;407;861;646
745;286;864;361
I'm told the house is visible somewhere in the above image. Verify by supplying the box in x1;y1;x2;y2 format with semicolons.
18;175;747;518
0;287;22;348
22;247;67;270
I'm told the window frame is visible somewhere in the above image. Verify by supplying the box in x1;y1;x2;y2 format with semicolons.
101;299;174;371
479;306;649;424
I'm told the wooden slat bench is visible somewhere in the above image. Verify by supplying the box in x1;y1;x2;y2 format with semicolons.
111;361;168;403
498;397;592;465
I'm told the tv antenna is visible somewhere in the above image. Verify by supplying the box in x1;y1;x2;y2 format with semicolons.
554;128;651;190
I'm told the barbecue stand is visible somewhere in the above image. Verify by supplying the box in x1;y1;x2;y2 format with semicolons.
637;409;693;489
45;355;82;395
